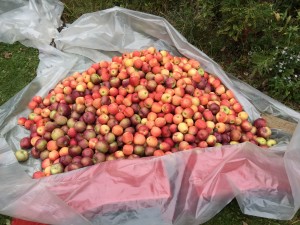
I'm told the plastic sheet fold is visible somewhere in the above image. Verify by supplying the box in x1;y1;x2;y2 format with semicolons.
0;1;300;224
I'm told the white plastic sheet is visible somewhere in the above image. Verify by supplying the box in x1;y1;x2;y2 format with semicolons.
0;1;300;224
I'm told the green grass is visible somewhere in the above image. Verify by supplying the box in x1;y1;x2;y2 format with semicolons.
0;214;11;225
0;1;299;224
0;42;38;106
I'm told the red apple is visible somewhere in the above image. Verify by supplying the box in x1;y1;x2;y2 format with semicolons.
230;129;242;142
20;137;32;149
32;171;45;179
240;120;253;132
197;129;209;141
257;126;272;139
253;118;267;128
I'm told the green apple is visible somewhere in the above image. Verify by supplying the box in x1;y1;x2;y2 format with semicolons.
267;139;277;147
50;163;64;175
15;149;29;162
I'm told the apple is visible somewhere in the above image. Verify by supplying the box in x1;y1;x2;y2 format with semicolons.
59;155;73;167
172;132;184;143
48;150;60;161
49;128;63;141
103;132;115;144
232;103;243;113
68;145;82;157
184;133;195;143
83;129;96;141
81;157;94;167
74;121;87;133
240;134;250;143
95;140;109;153
253;118;267;128
20;137;32;149
230;129;242;142
215;122;226;133
50;163;64;175
30;147;40;159
159;142;171;152
39;150;49;161
82;111;96;124
178;122;189;134
238;111;249;121
56;135;70;148
92;152;106;164
216;111;228;123
257;126;272;139
44;122;56;134
134;133;146;145
15;149;29;162
36;126;46;136
215;85;226;95
198;141;208;148
122;144;134;156
114;150;125;159
208;103;220;115
267;139;277;147
256;137;267;146
203;110;214;121
195;119;207;129
122;131;134;144
221;133;231;145
124;107;135;118
57;103;71;117
240;120;253;132
91;73;101;84
65;162;82;172
181;97;192;108
18;117;27;126
206;135;217;146
182;108;194;119
32;171;45;179
220;105;231;114
35;138;48;152
206;121;215;130
155;117;166;128
161;93;172;103
138;89;149;100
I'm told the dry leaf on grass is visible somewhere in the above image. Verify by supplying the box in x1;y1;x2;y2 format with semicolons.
3;52;12;59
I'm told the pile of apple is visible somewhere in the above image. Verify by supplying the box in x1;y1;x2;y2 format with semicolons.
15;47;276;178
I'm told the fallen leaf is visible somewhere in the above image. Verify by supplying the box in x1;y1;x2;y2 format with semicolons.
3;52;12;59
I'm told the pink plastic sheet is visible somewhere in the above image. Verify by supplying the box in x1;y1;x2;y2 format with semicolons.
0;1;300;224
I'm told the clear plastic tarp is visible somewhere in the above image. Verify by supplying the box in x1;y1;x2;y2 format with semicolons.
0;1;300;224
